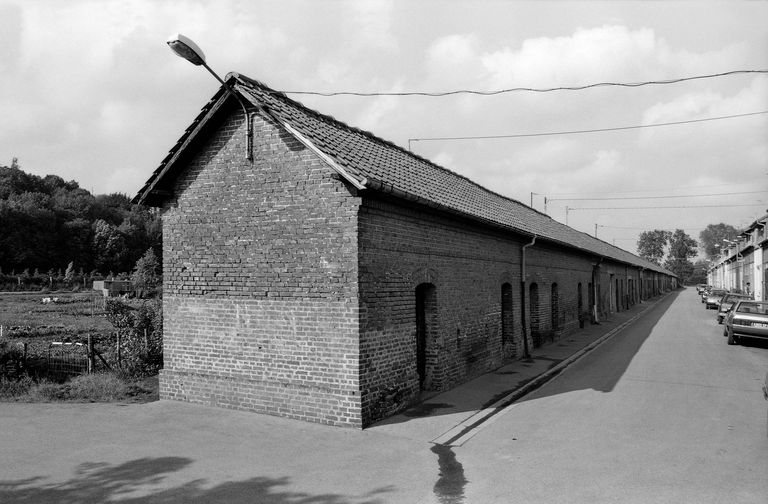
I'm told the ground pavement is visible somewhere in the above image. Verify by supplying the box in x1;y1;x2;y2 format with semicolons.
0;293;670;504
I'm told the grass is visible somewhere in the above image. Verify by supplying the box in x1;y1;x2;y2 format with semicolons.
1;290;160;404
0;291;115;360
0;373;159;403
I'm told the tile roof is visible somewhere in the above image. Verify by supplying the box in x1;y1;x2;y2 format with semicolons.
135;72;674;276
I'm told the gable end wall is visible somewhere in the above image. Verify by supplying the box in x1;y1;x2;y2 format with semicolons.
159;110;363;427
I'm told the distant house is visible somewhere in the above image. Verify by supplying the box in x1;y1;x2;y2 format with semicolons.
92;280;132;298
708;214;768;299
134;72;676;428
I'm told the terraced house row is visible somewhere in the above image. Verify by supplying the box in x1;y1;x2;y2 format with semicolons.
135;73;677;428
708;216;768;300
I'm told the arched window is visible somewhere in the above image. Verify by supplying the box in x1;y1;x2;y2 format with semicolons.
501;283;513;345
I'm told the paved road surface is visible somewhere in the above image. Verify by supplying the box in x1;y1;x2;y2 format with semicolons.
458;289;768;503
1;288;766;503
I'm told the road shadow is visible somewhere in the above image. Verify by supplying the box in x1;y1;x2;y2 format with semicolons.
518;290;681;401
373;292;680;428
0;456;394;504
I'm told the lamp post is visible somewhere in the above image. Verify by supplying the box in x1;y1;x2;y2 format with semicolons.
167;34;253;161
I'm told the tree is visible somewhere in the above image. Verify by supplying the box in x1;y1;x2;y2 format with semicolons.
663;229;698;281
687;259;709;285
637;230;671;265
92;219;127;273
64;261;75;284
699;223;739;260
131;248;160;297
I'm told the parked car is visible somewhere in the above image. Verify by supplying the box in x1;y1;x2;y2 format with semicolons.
724;300;768;345
696;284;708;294
717;292;753;324
705;289;727;310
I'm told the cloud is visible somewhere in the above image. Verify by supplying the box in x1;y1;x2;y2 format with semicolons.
481;26;660;88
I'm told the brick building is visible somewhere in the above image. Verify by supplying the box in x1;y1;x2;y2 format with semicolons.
134;73;676;428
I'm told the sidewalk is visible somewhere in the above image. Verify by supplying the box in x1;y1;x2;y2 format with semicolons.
368;293;670;445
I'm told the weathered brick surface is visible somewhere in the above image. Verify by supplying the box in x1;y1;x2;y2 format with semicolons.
156;106;674;428
356;196;619;424
160;110;363;427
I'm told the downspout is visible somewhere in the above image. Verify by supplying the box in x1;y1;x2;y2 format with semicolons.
592;256;604;323
520;235;537;359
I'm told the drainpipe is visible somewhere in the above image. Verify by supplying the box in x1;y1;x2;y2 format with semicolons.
520;235;537;359
592;256;604;323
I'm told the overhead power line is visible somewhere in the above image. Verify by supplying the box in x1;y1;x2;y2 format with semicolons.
548;190;766;202
409;110;768;144
282;69;768;97
568;203;766;210
541;180;766;196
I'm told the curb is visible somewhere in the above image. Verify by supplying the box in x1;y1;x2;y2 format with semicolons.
432;293;672;447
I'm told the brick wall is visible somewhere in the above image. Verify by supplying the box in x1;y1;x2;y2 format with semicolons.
154;103;664;428
160;109;364;427
357;196;603;425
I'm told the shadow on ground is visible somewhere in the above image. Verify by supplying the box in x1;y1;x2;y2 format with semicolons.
0;457;394;504
517;290;681;401
376;292;681;428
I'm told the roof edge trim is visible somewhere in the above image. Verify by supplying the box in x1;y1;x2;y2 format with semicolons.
279;120;367;190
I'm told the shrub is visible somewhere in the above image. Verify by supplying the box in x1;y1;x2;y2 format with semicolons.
0;375;35;398
65;372;128;401
104;298;163;377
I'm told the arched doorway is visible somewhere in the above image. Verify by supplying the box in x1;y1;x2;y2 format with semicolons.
415;283;437;390
551;283;559;331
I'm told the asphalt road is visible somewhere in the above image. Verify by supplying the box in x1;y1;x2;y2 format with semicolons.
457;288;768;503
1;288;766;503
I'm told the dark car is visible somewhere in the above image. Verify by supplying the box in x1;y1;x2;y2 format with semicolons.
717;292;752;323
724;300;768;345
705;289;727;310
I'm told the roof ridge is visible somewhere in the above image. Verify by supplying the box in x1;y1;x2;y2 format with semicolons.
229;72;550;220
220;72;672;276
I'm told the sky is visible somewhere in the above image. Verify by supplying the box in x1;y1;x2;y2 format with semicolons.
1;0;766;256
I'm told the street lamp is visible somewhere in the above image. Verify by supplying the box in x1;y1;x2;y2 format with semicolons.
167;33;253;161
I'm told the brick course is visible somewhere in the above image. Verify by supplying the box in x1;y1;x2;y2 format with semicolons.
148;98;675;428
160;110;363;427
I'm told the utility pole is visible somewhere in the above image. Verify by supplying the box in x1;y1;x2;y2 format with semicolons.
595;223;598;237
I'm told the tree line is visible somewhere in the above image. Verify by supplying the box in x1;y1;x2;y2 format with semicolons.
636;223;739;284
0;158;161;290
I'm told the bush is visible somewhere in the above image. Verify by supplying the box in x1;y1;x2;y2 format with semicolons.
0;375;35;398
0;372;157;402
104;298;163;377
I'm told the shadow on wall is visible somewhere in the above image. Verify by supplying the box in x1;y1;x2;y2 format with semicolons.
0;457;395;504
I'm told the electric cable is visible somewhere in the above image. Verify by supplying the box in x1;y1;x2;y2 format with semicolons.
281;69;768;97
547;190;766;202
408;110;768;143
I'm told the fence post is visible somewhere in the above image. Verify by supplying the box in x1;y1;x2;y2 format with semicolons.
87;335;94;374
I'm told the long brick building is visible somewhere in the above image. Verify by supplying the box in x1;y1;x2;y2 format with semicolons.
134;73;676;428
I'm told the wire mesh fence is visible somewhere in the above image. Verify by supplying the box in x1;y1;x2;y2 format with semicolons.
47;342;89;379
